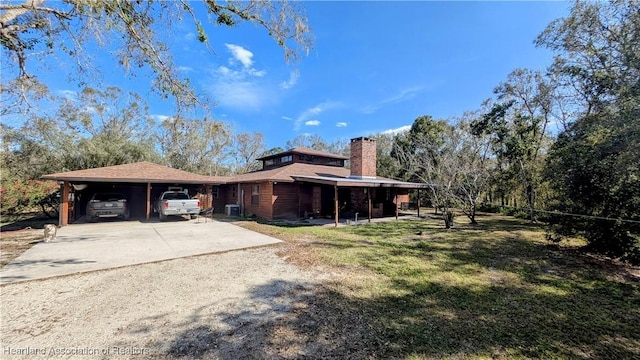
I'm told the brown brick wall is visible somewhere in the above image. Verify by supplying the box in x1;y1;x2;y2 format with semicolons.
350;137;377;178
240;182;273;219
213;184;237;213
350;188;369;214
395;190;410;207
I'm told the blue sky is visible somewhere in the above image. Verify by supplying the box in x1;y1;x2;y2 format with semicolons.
14;1;572;149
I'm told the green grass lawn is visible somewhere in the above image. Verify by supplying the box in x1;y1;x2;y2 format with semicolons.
238;215;640;359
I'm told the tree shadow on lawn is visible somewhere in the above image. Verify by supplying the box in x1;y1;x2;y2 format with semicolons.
134;217;640;359
158;269;639;359
0;215;55;232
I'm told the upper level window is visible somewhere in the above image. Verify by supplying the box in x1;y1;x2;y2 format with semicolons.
265;159;275;166
281;155;292;163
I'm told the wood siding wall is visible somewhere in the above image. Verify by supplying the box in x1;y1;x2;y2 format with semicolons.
272;183;305;219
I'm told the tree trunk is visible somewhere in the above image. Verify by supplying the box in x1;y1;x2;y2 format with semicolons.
444;210;454;229
526;184;535;221
470;207;477;224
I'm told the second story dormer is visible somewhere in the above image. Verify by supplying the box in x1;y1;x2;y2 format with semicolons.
256;147;349;170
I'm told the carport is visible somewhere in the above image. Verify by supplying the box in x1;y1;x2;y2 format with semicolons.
42;162;229;226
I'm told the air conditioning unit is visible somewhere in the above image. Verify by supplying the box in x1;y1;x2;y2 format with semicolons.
225;204;240;216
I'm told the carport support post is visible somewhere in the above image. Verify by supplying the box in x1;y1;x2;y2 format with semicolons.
146;182;151;220
417;189;421;218
59;181;70;226
395;191;399;220
334;185;339;227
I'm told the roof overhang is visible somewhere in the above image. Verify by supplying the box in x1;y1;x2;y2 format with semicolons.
40;175;225;185
291;175;432;189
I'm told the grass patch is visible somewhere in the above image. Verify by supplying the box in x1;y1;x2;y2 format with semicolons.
237;215;640;359
1;212;53;266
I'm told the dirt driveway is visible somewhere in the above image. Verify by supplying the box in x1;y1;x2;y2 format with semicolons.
0;219;282;284
1;246;321;359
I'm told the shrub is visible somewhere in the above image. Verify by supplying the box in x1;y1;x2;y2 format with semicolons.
477;203;500;213
0;179;59;215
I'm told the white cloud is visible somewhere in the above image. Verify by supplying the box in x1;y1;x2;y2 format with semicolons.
185;32;196;41
280;70;299;90
210;80;267;110
204;45;271;111
293;101;340;130
305;120;321;126
177;66;193;72
382;125;411;135
247;68;267;77
152;114;174;123
336;122;348;127
282;116;293;121
225;43;254;68
58;90;77;100
362;86;423;114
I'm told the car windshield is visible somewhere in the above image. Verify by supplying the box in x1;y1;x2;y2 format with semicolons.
164;192;189;200
93;193;125;201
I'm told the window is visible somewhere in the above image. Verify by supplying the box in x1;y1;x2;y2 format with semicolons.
251;184;260;205
265;159;275;166
212;187;219;199
231;186;236;199
280;155;292;163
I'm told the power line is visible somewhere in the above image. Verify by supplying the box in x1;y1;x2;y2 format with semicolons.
499;205;640;225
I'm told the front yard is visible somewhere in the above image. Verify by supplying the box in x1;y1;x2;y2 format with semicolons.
238;214;640;359
2;212;638;359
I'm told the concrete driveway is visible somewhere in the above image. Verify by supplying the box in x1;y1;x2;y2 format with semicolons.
0;218;282;284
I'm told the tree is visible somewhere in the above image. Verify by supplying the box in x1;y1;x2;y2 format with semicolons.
538;0;640;262
392;115;495;227
472;69;554;220
24;86;159;171
536;0;639;122
286;134;329;151
450;115;494;224
158;117;232;175
0;123;60;181
232;132;266;174
261;147;285;157
0;0;312;114
545;108;640;261
372;132;402;179
283;134;349;157
391;116;457;228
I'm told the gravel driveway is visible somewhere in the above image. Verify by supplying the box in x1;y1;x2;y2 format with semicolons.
1;246;319;359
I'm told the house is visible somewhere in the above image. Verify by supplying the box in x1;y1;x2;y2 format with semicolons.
218;137;430;223
42;137;430;226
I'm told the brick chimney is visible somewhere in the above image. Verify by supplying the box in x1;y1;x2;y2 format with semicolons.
350;137;377;179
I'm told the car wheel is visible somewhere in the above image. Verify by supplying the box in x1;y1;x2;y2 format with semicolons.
158;213;166;221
